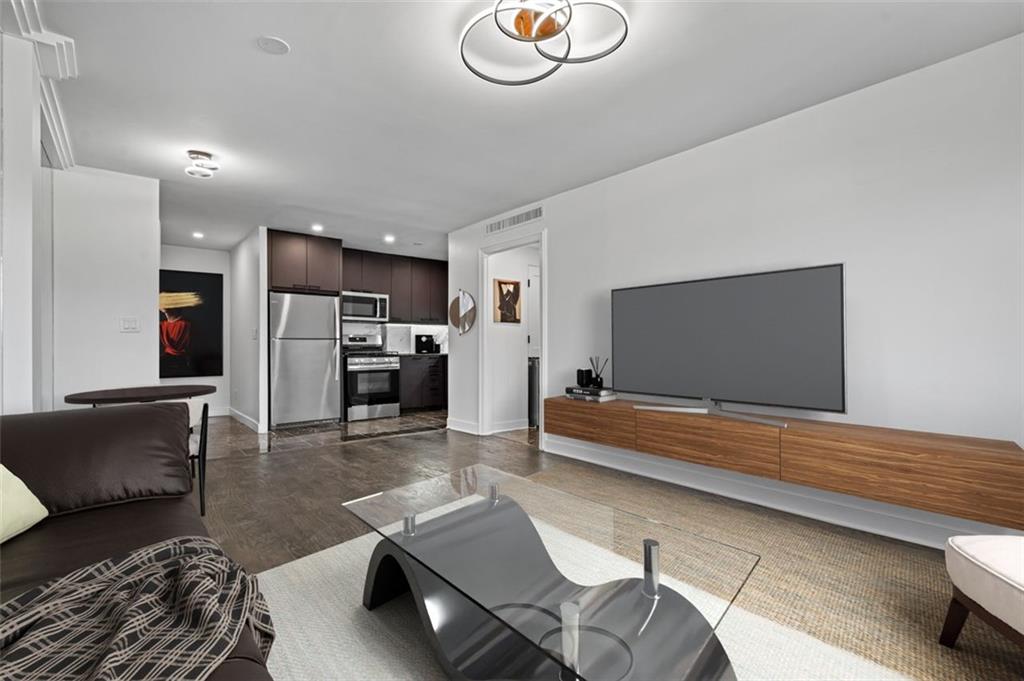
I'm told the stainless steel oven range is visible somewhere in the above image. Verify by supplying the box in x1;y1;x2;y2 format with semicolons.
343;334;400;421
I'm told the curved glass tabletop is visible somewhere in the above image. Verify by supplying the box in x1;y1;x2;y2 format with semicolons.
344;465;759;681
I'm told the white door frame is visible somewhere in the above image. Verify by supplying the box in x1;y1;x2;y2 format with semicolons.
477;228;547;436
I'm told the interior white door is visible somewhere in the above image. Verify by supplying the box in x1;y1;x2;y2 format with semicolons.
527;264;541;357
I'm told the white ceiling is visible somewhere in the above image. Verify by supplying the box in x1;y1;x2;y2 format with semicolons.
33;1;1024;257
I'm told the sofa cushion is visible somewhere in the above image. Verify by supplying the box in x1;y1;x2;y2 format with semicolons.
0;465;49;542
0;403;191;515
945;535;1024;635
0;496;207;603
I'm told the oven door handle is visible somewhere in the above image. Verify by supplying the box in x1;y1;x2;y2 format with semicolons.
347;366;399;372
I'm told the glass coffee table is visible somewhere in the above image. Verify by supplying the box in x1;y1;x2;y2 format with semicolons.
344;465;759;681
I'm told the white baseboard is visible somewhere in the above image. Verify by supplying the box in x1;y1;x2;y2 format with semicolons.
230;408;259;432
485;419;529;435
447;418;480;435
541;433;1023;549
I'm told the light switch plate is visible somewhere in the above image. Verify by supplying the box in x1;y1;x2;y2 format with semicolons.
119;316;141;333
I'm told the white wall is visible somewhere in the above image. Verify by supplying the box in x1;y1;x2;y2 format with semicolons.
33;163;54;411
160;245;231;416
1;34;40;414
484;246;540;432
449;35;1024;445
52;166;160;405
229;228;261;429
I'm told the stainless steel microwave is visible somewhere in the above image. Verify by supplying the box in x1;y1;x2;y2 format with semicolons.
342;291;389;322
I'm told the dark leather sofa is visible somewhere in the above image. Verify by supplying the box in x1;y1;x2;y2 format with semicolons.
1;404;272;681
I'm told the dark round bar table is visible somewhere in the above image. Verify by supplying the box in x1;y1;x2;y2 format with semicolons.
64;384;215;406
65;384;216;516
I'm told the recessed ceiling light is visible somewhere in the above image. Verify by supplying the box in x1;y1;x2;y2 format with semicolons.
257;35;291;56
185;166;213;179
383;234;396;244
311;224;324;232
193;232;205;239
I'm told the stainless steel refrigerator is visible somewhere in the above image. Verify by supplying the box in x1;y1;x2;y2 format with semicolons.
269;292;341;427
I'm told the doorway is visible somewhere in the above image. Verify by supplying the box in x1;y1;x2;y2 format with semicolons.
479;233;545;443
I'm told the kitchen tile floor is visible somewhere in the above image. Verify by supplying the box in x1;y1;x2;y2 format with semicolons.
200;410;448;460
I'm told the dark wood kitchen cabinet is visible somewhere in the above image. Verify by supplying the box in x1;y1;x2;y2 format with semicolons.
269;230;308;290
268;229;342;293
390;256;412;322
429;260;448;323
400;356;425;409
410;259;432;323
360;251;391;296
408;258;448;323
342;249;363;291
340;248;447;322
400;355;447;410
305;236;342;292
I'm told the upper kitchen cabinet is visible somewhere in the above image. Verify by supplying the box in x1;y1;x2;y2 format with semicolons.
306;236;342;292
410;258;448;323
361;251;392;295
390;256;412;322
340;248;447;323
269;229;342;294
342;249;363;291
410;258;432;323
429;260;448;323
342;248;392;295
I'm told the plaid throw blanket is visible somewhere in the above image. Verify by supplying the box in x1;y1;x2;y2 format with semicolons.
0;536;274;681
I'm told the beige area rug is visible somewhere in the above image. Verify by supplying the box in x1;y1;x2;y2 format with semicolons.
258;509;914;680
527;461;1024;681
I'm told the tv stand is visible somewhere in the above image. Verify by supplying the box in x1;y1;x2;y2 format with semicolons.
545;396;1024;530
633;398;789;429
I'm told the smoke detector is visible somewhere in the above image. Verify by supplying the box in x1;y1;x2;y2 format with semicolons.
257;36;291;56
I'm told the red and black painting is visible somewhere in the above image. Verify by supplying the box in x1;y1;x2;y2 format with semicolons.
159;270;223;378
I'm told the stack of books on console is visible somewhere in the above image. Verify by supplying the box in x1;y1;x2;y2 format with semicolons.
565;386;617;403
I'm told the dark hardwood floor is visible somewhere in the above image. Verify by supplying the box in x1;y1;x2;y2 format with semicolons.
195;417;554;573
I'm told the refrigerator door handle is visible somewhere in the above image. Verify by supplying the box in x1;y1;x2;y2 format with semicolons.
334;341;341;381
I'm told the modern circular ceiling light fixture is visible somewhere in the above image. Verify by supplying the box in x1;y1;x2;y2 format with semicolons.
185;166;213;179
184;150;220;179
460;0;628;86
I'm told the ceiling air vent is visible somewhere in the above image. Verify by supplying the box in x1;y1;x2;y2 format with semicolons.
486;206;543;235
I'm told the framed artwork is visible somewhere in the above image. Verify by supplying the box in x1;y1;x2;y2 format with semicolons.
493;278;521;324
159;269;223;377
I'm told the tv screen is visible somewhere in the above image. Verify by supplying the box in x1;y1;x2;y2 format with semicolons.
611;264;845;412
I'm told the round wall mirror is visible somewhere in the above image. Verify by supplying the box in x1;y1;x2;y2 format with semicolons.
449;290;477;335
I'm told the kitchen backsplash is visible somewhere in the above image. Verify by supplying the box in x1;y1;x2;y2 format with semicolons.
385;324;448;354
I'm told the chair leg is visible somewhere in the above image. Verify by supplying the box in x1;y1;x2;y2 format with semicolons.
198;403;209;517
939;595;970;648
189;425;197;478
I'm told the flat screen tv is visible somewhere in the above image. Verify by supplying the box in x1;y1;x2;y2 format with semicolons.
611;264;845;412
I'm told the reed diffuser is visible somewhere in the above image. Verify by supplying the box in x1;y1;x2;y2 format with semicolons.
589;356;609;390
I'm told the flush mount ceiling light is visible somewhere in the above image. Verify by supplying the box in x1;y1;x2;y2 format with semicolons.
193;232;205;239
185;166;213;179
460;0;628;86
383;234;396;244
311;223;324;232
184;150;220;179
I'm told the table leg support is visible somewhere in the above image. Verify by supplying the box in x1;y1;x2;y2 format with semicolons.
198;402;209;516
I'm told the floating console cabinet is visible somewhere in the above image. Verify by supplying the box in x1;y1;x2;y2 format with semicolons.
544;397;1024;531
